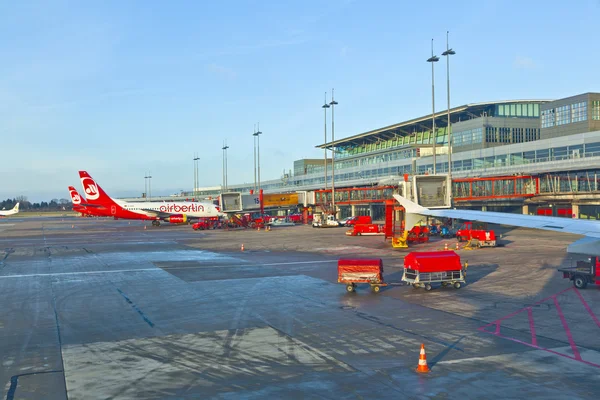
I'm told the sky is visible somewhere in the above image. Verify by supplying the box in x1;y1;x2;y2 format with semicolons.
1;0;599;202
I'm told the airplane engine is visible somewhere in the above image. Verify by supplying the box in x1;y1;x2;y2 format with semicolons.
166;214;187;224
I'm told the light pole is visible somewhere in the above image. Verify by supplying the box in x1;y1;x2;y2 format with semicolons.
144;173;148;200
427;38;440;174
253;124;257;192
322;92;330;197
253;123;262;191
145;173;152;200
442;31;456;178
329;88;338;216
193;153;200;198
222;142;229;191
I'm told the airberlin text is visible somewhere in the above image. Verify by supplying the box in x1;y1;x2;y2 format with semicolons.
159;204;205;213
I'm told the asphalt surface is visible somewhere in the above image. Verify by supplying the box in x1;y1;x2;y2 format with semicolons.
1;216;599;399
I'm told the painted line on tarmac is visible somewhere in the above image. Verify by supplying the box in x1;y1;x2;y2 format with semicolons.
0;268;158;279
159;260;338;270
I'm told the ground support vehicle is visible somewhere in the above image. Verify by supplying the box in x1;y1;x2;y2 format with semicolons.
345;215;372;227
402;251;467;291
456;221;496;248
312;214;343;228
407;225;430;244
338;258;387;293
557;256;600;289
345;224;384;236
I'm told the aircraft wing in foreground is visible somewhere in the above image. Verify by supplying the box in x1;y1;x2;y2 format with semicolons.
393;194;600;255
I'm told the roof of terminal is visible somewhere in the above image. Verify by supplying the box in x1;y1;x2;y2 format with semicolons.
315;99;553;149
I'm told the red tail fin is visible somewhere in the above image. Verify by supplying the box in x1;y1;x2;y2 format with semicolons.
78;171;119;207
68;186;83;205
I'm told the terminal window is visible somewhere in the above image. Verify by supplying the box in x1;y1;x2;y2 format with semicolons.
593;101;600;120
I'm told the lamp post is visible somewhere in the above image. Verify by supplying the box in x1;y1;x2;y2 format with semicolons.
253;124;257;192
322;92;330;197
427;38;440;174
144;173;148;200
253;123;262;191
222;142;229;191
193;153;200;198
145;173;152;200
441;31;456;178
329;88;338;217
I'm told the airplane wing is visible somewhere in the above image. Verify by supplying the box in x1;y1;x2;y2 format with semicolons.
393;194;600;240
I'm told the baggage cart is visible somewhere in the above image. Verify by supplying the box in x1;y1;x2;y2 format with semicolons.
402;251;467;291
338;258;387;293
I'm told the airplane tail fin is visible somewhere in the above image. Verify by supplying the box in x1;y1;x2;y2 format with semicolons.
68;186;83;205
78;171;120;209
13;203;19;212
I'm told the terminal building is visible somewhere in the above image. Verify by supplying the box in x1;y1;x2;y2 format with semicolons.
187;92;600;220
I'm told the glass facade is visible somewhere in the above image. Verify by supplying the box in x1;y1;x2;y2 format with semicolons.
453;128;483;146
542;100;588;128
593;100;600;121
495;103;540;117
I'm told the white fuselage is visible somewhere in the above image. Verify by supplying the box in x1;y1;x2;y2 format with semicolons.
0;203;19;216
119;200;222;218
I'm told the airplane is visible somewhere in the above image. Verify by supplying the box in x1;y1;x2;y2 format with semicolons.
79;171;225;226
68;186;110;217
393;194;600;256
0;203;19;217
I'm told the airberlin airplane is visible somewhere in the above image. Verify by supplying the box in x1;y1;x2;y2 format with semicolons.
78;171;225;226
68;186;110;217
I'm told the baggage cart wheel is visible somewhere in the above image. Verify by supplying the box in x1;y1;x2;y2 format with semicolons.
573;275;587;289
371;285;380;293
453;282;462;289
424;284;432;291
412;284;419;289
441;282;448;287
346;284;355;293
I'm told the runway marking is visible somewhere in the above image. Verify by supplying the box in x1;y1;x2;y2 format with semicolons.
6;370;63;400
160;260;338;270
478;287;600;368
0;260;337;279
0;268;158;279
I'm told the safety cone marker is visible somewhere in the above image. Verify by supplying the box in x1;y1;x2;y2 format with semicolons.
144;225;147;230
455;242;460;250
444;243;448;251
71;225;74;229
415;343;430;373
241;243;245;251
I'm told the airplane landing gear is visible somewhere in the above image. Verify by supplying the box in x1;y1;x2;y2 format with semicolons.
152;220;160;226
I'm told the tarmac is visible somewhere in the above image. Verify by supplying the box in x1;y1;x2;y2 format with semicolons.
0;217;599;399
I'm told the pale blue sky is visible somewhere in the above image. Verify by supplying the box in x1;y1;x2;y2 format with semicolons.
1;0;599;202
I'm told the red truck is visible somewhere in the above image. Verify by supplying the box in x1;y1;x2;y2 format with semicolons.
345;224;384;236
337;258;387;293
344;215;372;227
456;221;496;247
402;251;467;291
557;256;600;289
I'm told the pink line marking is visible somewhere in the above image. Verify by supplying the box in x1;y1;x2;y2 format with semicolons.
553;296;582;361
487;331;600;369
573;288;600;329
527;307;538;346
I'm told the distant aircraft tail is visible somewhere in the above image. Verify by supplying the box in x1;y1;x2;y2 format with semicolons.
13;203;19;212
68;186;83;205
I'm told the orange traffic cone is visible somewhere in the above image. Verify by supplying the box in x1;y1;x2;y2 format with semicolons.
241;243;245;251
144;225;147;230
455;242;460;250
444;243;448;250
72;225;74;229
415;343;430;373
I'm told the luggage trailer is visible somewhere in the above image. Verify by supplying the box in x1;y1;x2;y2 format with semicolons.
402;251;467;291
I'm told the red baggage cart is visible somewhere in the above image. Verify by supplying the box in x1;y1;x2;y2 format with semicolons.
402;251;467;291
337;258;387;293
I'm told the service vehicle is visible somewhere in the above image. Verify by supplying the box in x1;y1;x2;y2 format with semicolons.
344;215;372;227
312;214;343;228
345;223;384;236
402;251;467;291
337;258;387;293
557;256;600;289
456;221;496;247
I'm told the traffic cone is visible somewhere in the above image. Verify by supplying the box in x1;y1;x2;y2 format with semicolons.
444;243;448;250
72;225;74;229
144;225;147;230
415;343;430;373
241;243;245;251
455;242;460;250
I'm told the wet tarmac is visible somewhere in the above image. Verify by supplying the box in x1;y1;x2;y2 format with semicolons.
1;217;599;399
